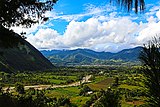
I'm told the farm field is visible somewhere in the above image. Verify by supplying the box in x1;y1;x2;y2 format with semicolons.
0;66;147;107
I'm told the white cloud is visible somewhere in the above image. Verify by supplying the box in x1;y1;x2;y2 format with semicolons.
27;17;139;52
136;9;160;44
47;4;117;22
11;4;116;35
27;29;65;50
137;22;160;44
12;3;160;52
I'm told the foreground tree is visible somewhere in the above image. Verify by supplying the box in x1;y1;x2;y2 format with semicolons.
139;38;160;106
0;0;57;47
94;89;121;107
111;0;145;13
0;0;57;28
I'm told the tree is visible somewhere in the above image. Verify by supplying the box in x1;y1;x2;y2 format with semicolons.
94;88;121;107
114;77;119;86
79;85;92;96
15;82;25;94
111;0;145;13
0;0;57;47
0;0;57;28
139;38;160;106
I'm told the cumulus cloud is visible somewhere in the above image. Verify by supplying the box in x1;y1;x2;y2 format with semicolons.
12;3;160;52
27;8;160;52
27;29;65;50
26;17;135;52
137;21;160;44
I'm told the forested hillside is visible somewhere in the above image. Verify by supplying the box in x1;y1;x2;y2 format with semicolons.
41;47;142;66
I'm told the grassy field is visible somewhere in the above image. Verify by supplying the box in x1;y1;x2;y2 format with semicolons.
46;86;80;97
71;96;90;106
88;77;114;90
45;86;91;106
0;66;148;107
118;84;142;90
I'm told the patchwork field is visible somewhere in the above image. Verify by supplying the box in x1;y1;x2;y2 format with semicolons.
88;78;114;90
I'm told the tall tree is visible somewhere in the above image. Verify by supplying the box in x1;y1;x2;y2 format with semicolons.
0;0;57;48
0;0;57;28
139;38;160;106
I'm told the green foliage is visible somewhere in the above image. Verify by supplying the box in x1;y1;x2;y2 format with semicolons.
0;90;71;107
0;72;78;86
139;39;160;106
0;66;149;106
0;0;57;28
111;0;145;13
88;78;114;91
41;47;142;66
114;77;119;86
15;82;25;94
94;89;121;107
79;85;92;96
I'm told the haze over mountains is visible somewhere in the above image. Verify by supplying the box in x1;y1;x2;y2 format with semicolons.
41;47;142;66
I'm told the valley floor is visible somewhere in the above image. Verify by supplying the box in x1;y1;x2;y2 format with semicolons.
0;66;146;107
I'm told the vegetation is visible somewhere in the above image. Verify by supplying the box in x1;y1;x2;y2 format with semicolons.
15;82;25;94
41;47;142;66
0;65;149;107
0;0;57;49
0;0;159;106
111;0;145;13
139;39;160;106
0;90;71;107
0;0;57;28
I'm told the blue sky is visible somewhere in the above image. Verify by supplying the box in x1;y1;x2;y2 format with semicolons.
12;0;160;52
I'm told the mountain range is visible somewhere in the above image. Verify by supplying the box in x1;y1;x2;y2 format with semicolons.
41;47;143;66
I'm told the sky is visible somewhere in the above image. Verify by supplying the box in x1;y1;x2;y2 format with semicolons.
12;0;160;52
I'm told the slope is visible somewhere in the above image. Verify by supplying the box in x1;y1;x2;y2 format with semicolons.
0;27;54;72
41;47;142;66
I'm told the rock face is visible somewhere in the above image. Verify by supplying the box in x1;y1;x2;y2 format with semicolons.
0;28;54;72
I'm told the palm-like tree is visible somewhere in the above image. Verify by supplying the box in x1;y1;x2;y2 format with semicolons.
139;38;160;106
112;0;145;13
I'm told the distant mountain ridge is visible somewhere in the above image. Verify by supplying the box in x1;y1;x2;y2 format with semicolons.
41;47;142;66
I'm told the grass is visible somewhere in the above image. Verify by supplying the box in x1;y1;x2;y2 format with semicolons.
118;84;142;90
71;96;90;107
121;103;134;107
93;76;107;83
121;101;144;107
46;86;80;98
45;75;77;84
88;77;114;90
45;86;90;106
48;79;66;84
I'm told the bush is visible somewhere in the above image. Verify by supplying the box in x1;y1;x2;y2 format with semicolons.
15;82;25;94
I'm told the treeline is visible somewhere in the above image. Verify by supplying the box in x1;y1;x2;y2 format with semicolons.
0;86;71;107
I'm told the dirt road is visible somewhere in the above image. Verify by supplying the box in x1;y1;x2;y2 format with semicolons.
2;75;92;91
